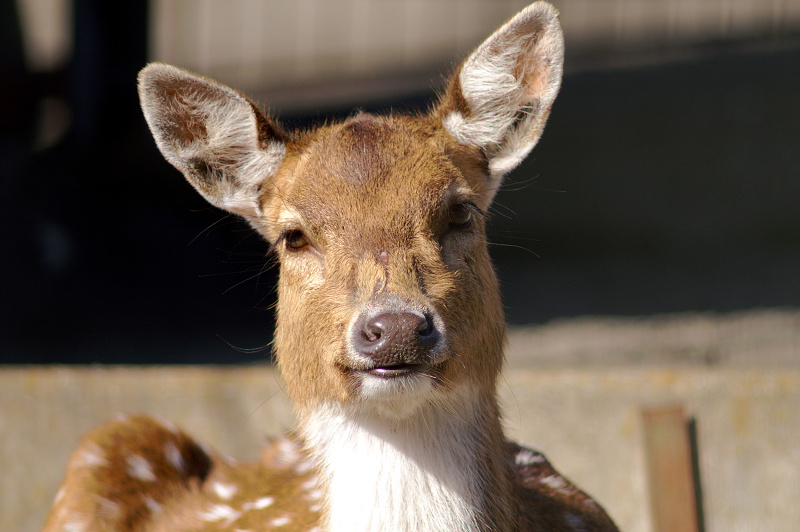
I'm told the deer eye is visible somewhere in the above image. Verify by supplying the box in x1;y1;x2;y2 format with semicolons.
448;202;474;230
283;229;310;251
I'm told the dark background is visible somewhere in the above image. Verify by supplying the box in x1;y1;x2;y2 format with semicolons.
2;1;798;363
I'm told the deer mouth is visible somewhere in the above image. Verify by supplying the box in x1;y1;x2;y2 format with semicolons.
366;363;426;379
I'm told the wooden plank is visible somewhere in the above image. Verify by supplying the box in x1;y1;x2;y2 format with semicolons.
642;405;701;532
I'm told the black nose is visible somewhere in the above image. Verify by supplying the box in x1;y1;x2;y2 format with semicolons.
352;311;439;368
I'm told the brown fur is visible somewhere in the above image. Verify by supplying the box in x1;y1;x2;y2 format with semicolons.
266;113;506;411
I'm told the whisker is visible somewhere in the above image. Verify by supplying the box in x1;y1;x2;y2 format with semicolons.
499;174;542;192
216;334;273;355
196;264;267;279
488;201;518;220
488;241;540;257
220;266;274;295
188;212;239;246
247;387;287;420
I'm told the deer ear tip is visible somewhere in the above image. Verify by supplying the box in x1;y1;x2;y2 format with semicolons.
527;1;560;19
138;64;171;101
139;62;169;83
516;2;563;44
139;64;204;96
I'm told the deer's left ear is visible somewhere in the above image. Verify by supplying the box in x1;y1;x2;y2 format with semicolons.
438;2;564;202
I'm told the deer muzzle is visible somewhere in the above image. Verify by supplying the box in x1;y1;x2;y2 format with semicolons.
346;297;448;379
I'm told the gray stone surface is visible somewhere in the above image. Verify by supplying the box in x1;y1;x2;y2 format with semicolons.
3;309;798;532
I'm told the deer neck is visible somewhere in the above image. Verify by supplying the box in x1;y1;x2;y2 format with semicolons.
299;386;517;532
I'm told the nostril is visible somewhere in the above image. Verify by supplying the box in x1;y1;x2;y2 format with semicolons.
416;314;435;339
362;318;385;343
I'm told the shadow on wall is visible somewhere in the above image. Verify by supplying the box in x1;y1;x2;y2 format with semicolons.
1;0;798;363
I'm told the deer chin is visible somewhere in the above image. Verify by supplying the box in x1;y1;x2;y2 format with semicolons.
320;378;474;430
344;363;442;419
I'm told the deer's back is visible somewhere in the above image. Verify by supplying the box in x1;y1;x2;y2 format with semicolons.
44;416;617;532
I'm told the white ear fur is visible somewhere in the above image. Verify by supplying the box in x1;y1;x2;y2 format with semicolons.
443;2;564;201
138;63;285;220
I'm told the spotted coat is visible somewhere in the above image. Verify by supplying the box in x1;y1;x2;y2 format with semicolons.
43;416;616;532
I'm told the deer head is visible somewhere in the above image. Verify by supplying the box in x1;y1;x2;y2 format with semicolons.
138;3;563;426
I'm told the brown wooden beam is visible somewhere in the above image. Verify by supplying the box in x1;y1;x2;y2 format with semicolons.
642;405;703;532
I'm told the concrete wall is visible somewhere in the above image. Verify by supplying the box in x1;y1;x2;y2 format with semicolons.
4;309;798;532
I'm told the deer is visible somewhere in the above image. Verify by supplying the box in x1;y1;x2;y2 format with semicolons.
42;3;619;531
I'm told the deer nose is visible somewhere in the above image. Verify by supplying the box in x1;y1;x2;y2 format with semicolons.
352;311;439;370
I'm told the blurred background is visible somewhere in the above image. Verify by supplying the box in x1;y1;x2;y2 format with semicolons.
2;0;799;363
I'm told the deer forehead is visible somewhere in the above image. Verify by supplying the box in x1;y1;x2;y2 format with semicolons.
269;115;475;247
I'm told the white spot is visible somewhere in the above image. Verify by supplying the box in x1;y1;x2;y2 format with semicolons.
307;528;322;532
54;487;66;505
540;475;568;491
515;449;544;467
64;520;88;532
143;495;162;514
294;459;314;475
269;515;293;527
198;504;241;525
305;490;323;501
76;443;107;468
96;497;120;519
584;498;600;510
126;454;157;482
275;438;301;465
301;476;320;490
242;496;275;511
164;442;186;474
309;504;323;512
212;481;238;500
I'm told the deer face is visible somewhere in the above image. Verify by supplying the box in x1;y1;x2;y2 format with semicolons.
138;1;563;420
262;115;505;416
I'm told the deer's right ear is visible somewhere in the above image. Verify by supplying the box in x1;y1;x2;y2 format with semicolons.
138;63;286;220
